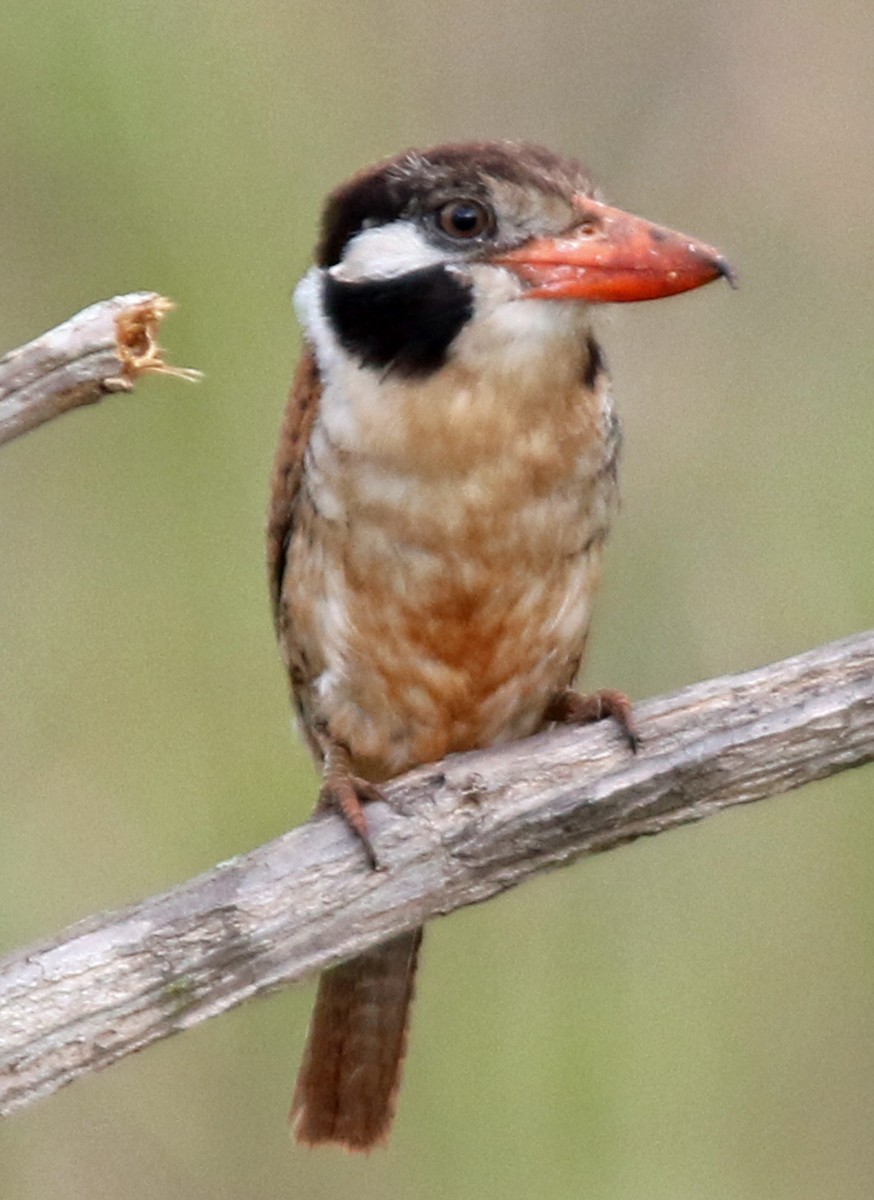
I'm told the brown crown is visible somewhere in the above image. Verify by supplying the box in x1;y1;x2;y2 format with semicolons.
316;140;594;267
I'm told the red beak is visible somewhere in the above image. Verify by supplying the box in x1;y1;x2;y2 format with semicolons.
495;194;735;303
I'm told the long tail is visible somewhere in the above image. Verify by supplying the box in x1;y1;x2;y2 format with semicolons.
291;928;423;1151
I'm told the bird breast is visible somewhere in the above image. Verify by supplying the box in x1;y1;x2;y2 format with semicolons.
284;310;620;780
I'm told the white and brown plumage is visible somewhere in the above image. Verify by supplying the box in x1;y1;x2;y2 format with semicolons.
268;141;730;1151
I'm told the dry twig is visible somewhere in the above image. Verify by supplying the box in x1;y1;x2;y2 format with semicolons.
0;293;199;446
1;630;872;1116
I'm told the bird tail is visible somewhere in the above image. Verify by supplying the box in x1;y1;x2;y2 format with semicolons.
291;928;423;1151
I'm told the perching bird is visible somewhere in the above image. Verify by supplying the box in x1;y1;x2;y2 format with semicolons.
267;140;731;1151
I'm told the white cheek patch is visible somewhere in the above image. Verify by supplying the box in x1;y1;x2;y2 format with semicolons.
331;220;447;282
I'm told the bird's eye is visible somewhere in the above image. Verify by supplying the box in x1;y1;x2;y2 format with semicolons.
436;199;493;240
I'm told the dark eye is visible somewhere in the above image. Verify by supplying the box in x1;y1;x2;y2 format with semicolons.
436;199;492;240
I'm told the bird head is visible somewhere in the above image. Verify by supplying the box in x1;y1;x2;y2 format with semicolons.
296;141;732;379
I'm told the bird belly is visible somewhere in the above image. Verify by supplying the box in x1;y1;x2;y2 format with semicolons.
285;461;615;780
340;537;604;779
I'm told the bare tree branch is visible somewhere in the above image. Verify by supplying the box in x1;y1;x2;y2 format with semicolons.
0;293;200;446
1;630;873;1116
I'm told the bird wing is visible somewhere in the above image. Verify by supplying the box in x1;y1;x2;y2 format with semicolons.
266;346;322;627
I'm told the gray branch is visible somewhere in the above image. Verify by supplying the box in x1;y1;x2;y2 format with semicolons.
0;293;200;446
1;630;873;1116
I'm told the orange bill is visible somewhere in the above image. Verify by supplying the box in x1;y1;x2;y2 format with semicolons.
496;194;735;302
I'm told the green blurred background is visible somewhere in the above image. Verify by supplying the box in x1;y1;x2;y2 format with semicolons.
2;1;873;1196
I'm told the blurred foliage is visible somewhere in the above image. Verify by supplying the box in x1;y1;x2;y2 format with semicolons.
1;1;873;1197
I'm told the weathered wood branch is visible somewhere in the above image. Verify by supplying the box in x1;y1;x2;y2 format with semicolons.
0;293;200;446
1;630;873;1116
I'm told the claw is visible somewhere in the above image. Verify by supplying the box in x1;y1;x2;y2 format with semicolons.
545;687;640;752
318;738;386;868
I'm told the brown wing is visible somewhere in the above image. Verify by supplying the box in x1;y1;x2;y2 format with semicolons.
266;347;322;629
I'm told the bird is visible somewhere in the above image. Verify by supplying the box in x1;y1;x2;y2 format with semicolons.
267;140;731;1152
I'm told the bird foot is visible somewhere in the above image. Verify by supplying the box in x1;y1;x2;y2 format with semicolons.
318;748;386;869
545;687;640;752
